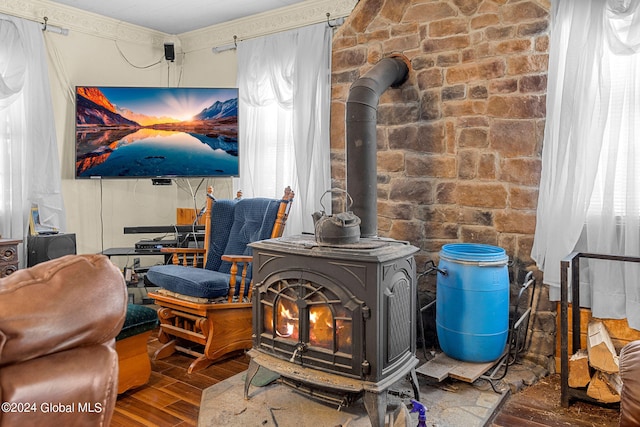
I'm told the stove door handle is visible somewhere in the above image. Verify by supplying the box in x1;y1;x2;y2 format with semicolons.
290;342;308;362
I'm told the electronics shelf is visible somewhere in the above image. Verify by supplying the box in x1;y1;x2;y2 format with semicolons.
123;225;204;234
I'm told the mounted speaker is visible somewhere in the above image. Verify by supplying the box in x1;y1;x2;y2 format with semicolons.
164;43;175;62
27;233;77;267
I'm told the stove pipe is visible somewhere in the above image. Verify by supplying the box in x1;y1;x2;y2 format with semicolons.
346;56;409;238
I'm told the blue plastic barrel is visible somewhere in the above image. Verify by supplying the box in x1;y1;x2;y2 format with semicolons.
435;243;509;363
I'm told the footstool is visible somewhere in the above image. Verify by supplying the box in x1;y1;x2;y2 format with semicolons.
116;303;158;394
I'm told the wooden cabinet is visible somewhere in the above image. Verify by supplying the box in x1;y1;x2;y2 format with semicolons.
0;238;21;277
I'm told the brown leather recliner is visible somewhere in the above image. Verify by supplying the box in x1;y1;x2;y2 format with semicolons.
620;340;640;427
0;254;127;426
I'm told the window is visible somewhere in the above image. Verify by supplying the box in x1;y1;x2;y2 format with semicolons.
587;43;640;219
0;15;64;258
532;0;640;329
236;23;332;235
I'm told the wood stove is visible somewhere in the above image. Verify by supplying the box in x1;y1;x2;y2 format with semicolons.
244;55;415;427
244;234;420;427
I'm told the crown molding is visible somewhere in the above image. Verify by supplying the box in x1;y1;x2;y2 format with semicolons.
0;0;167;45
180;0;359;53
0;0;357;49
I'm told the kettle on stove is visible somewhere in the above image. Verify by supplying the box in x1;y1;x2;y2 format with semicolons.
312;188;361;246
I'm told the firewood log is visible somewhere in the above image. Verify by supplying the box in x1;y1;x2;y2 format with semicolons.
602;371;623;396
587;321;619;374
568;348;591;388
587;371;621;403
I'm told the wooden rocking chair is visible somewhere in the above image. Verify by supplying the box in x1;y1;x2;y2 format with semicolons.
146;186;294;373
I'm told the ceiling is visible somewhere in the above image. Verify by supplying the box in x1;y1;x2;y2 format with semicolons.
46;0;308;35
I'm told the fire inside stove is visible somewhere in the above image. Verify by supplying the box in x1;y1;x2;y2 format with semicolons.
264;279;353;354
246;236;421;427
257;277;360;376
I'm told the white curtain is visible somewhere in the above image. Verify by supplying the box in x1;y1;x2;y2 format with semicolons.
0;14;64;262
532;0;640;328
236;23;332;235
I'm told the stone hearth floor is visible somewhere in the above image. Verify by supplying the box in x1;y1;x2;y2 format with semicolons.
197;354;548;427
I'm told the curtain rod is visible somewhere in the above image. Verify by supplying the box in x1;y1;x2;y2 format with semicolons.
211;13;344;54
42;17;69;36
2;13;69;35
42;16;69;36
212;35;238;54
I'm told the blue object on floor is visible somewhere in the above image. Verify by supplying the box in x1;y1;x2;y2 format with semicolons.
435;243;509;363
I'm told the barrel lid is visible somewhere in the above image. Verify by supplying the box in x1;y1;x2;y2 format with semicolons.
440;243;507;262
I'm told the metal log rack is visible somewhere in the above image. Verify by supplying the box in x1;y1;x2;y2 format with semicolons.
560;252;640;407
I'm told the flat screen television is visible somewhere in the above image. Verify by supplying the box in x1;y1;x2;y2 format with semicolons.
74;86;239;179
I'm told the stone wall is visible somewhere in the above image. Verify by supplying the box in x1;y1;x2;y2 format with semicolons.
330;0;555;369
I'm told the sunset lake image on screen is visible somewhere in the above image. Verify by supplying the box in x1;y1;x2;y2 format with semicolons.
74;86;239;179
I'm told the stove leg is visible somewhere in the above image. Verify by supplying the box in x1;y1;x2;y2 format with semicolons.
244;358;260;400
363;390;387;427
408;368;420;401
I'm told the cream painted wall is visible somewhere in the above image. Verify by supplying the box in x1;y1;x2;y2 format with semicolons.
0;0;356;268
44;30;237;267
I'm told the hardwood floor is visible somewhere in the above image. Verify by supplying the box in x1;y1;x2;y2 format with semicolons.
112;329;250;426
490;374;619;427
115;328;620;426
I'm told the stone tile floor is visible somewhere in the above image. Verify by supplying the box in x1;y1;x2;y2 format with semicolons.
197;354;548;427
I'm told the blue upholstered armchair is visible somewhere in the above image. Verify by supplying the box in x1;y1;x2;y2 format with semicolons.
146;186;293;373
